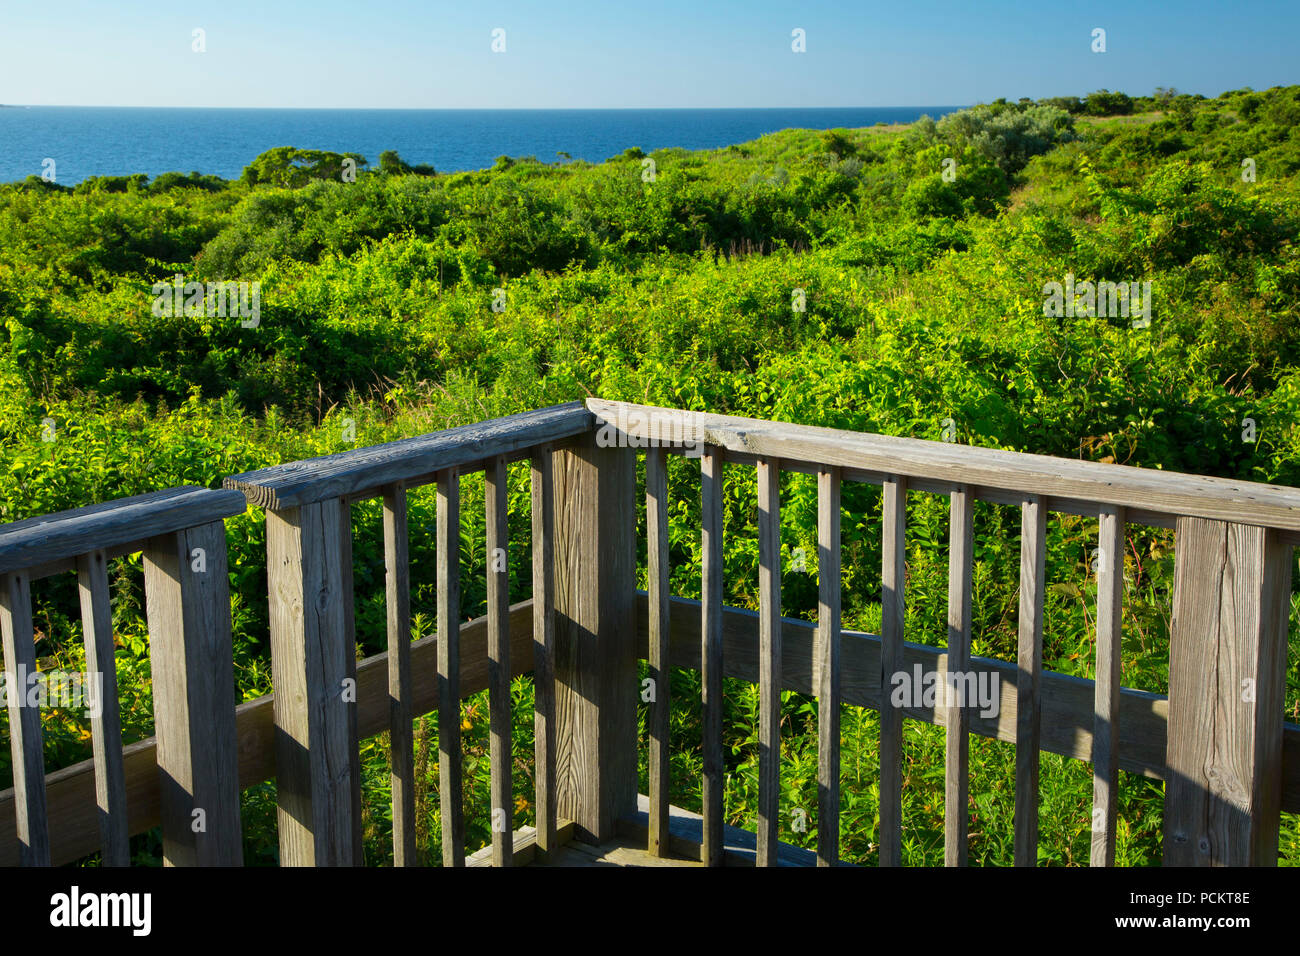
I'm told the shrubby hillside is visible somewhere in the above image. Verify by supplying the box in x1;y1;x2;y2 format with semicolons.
2;86;1299;865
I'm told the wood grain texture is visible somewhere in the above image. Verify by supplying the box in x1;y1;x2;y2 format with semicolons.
645;446;671;857
756;457;781;866
382;483;415;866
588;398;1300;532
700;446;725;867
945;486;973;867
878;476;906;867
266;500;358;866
143;521;242;865
225;403;592;510
1014;497;1046;868
0;601;539;866
531;449;558;858
0;486;246;575
0;571;49;865
436;468;465;866
1164;518;1292;865
552;435;637;845
1090;506;1125;867
75;549;129;866
816;466;841;867
486;455;513;866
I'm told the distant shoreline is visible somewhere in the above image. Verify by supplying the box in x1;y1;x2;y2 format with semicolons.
0;105;958;185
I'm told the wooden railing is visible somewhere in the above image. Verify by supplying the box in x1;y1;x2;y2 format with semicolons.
222;402;596;866
592;398;1300;867
0;486;246;865
2;398;1297;866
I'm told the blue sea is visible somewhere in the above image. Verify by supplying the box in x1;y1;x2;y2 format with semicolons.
0;107;962;185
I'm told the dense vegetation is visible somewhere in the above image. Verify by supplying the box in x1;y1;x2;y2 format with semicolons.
2;86;1299;866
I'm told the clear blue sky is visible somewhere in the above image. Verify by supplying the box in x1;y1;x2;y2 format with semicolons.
1;0;1296;108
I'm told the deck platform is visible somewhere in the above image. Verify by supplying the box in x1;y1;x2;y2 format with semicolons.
467;794;825;867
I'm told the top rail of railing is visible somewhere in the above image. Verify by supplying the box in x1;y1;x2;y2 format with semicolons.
223;402;592;509
0;485;248;576
588;398;1300;533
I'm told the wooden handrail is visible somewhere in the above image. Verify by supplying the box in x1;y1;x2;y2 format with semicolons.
0;485;246;575
588;398;1300;531
224;402;592;509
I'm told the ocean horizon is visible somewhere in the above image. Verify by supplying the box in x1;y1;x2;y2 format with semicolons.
0;106;964;185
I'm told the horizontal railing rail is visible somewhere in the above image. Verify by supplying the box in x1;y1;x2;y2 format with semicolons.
589;397;1300;534
224;401;592;509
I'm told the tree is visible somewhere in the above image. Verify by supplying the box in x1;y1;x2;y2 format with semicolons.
240;147;368;187
820;129;857;158
1082;89;1135;116
377;150;436;177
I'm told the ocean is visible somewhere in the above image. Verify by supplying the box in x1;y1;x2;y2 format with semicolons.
0;106;962;185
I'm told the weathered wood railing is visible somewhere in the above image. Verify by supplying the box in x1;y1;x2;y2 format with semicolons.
0;486;246;865
590;398;1299;867
217;402;593;866
2;398;1298;866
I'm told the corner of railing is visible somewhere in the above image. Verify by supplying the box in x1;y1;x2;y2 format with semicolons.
219;401;600;865
0;485;247;867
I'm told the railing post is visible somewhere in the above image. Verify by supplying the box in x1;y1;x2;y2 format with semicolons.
265;498;361;866
143;520;243;866
552;433;638;844
1164;517;1292;866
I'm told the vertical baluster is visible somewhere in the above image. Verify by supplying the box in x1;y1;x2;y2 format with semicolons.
486;456;513;866
944;485;973;867
264;500;356;866
531;447;557;858
1164;518;1291;865
879;476;907;867
75;549;129;866
816;466;841;867
700;446;725;867
340;499;363;865
382;482;415;866
0;571;49;866
646;447;671;857
1091;505;1125;866
1015;496;1046;867
437;467;465;867
757;457;781;866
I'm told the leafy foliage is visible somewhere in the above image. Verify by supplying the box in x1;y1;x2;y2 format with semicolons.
3;87;1300;865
